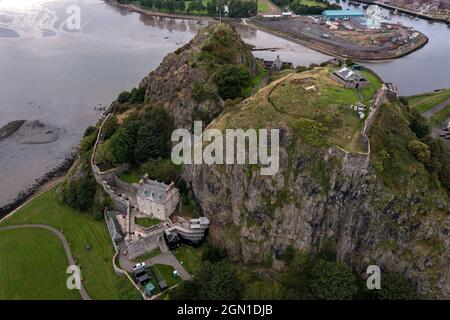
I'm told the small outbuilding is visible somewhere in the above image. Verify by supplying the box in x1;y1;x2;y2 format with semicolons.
331;67;370;89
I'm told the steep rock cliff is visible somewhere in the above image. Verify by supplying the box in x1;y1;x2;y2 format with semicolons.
182;70;450;298
140;23;258;129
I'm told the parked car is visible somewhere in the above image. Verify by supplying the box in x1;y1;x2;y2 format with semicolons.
132;262;146;271
133;266;150;285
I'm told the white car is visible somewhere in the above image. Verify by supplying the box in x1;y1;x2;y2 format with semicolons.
132;262;146;271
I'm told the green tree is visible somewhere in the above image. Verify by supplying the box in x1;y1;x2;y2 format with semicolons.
102;116;119;139
409;108;430;138
140;0;153;7
202;243;228;263
130;86;146;104
63;175;97;212
378;273;418;300
109;121;139;163
408;140;431;163
305;259;358;300
118;90;131;103
216;64;252;100
171;260;244;300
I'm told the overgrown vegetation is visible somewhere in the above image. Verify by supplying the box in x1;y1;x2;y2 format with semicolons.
118;0;256;17
370;100;450;195
216;64;252;100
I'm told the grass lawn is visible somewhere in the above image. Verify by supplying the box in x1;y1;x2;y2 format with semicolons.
0;228;81;300
298;0;327;7
0;186;140;300
242;65;269;97
430;105;450;126
258;1;272;13
173;244;204;275
152;264;182;287
406;89;450;113
119;168;142;184
217;67;369;153
359;69;383;103
133;247;162;263
135;217;161;228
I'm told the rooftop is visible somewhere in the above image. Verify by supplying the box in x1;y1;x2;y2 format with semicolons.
323;9;364;17
137;178;172;204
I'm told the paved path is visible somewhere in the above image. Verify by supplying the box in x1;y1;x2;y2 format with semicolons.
0;224;91;300
422;98;450;120
119;249;191;281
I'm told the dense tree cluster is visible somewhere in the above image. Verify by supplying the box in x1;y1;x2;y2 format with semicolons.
228;0;257;18
406;107;450;193
171;260;244;299
119;0;256;17
108;107;174;164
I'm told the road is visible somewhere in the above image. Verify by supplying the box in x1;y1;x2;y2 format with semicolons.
119;249;192;281
0;224;91;300
422;98;450;120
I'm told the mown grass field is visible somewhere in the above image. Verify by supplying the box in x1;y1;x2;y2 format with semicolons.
152;264;182;287
359;69;383;103
173;244;204;275
0;186;140;300
406;89;450;113
297;0;327;7
258;0;272;13
135;216;161;228
0;228;81;300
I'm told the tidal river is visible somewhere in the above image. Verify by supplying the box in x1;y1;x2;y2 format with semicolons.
0;0;448;210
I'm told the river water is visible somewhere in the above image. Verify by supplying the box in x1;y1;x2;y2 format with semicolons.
0;0;448;208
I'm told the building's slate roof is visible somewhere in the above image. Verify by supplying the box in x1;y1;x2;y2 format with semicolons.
137;179;169;204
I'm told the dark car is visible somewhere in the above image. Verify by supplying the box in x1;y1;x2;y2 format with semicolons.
133;266;150;285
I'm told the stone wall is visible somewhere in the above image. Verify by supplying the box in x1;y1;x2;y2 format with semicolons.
126;234;162;260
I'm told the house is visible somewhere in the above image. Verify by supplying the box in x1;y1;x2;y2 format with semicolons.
331;67;370;89
136;175;180;221
271;55;283;72
383;82;398;100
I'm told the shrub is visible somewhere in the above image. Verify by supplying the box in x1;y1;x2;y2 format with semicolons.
118;91;132;103
130;86;146;104
305;259;358;300
102;116;119;139
409;108;430;138
378;273;418;300
408;140;431;163
171;260;244;300
202;244;228;263
216;64;252;100
83;126;97;137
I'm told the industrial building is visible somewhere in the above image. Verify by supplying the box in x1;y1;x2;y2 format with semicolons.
322;9;365;20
